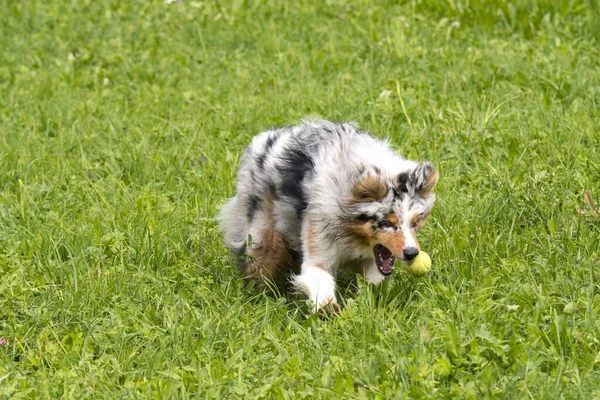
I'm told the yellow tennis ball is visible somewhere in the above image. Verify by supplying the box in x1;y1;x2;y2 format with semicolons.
407;251;431;277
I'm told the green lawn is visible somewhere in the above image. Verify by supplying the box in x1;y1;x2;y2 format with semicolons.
1;0;599;398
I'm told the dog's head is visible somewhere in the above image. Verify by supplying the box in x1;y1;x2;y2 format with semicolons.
345;162;438;276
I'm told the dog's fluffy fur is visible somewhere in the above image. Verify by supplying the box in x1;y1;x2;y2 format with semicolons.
218;120;438;312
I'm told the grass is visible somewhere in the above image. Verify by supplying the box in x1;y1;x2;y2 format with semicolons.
1;0;599;397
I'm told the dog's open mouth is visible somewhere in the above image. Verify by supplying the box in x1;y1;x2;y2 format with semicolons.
374;244;395;276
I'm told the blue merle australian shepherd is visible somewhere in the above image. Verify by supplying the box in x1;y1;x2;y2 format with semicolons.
218;119;438;312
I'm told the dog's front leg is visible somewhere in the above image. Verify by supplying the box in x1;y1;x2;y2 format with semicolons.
293;217;340;313
293;263;338;313
364;262;386;286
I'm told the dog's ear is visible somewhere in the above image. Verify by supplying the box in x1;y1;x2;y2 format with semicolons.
396;162;438;196
350;170;387;203
411;162;438;197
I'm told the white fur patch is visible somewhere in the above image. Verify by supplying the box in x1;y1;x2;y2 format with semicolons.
402;227;417;249
364;263;386;286
292;265;337;311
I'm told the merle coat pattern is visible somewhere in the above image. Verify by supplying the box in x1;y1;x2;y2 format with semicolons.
219;120;438;312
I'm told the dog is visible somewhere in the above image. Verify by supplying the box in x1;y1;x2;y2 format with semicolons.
218;119;438;312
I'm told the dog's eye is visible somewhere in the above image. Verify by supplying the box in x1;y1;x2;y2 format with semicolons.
359;214;381;224
411;213;426;229
379;220;395;229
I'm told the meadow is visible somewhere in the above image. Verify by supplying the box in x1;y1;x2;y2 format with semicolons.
1;0;599;398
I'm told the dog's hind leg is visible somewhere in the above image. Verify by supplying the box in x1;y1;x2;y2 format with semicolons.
238;199;296;289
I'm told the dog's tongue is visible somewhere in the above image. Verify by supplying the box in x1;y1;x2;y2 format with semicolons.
375;244;395;276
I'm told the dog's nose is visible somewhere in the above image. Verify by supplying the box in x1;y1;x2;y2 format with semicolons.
403;247;419;261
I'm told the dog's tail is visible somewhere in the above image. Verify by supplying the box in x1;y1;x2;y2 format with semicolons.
217;195;248;256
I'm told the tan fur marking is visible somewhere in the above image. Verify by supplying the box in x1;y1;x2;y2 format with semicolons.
350;174;387;203
410;214;419;227
388;213;399;226
375;231;405;257
306;221;317;256
245;228;291;287
314;263;327;271
416;215;429;231
240;191;296;289
346;221;373;248
419;169;439;198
